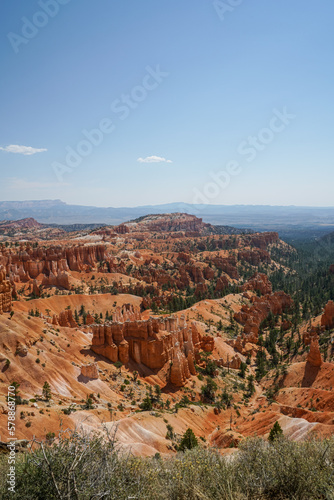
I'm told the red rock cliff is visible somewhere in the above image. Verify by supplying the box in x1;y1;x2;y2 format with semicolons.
90;304;202;386
0;243;105;282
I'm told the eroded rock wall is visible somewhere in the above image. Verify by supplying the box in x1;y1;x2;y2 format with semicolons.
0;244;105;283
91;304;202;386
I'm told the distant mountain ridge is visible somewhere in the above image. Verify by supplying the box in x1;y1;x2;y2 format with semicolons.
0;200;334;238
0;214;252;240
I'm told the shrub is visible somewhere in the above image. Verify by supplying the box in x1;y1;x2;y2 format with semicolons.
165;424;174;440
84;397;94;410
177;396;190;408
42;381;52;401
0;432;333;499
268;421;283;442
201;377;217;402
46;432;55;443
139;396;152;411
178;428;198;451
204;360;218;377
239;361;247;378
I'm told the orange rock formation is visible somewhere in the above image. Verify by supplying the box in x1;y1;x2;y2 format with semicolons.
0;243;105;282
234;288;293;343
0;266;12;314
80;363;99;379
50;309;78;328
242;272;272;295
321;300;334;329
116;213;208;234
307;339;323;367
91;304;202;386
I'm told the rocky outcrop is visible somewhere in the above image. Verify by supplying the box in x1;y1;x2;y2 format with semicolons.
217;354;242;370
42;271;70;290
321;301;334;330
238;249;271;266
0;218;42;234
0;266;12;314
195;282;208;296
234;290;293;343
242;273;272;295
15;341;28;357
281;320;292;332
307;339;322;367
31;279;40;297
90;304;203;386
215;276;229;292
177;252;191;263
211;257;238;280
80;363;99;379
0;243;105;283
170;345;191;386
120;213;208;234
302;326;319;346
177;267;190;289
50;309;78;328
201;335;215;352
114;224;130;234
203;266;215;280
245;232;279;250
85;313;95;326
186;264;205;284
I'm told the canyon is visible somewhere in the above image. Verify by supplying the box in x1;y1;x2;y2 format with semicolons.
0;212;333;457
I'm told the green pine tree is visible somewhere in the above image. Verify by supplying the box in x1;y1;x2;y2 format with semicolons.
268;421;283;442
179;428;198;451
42;381;52;401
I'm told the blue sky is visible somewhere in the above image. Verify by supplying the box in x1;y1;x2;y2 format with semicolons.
0;0;333;207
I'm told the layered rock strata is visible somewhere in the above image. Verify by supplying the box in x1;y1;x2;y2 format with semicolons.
91;304;204;386
0;244;105;283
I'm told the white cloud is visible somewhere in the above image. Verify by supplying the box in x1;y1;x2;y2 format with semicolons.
0;144;47;155
8;178;67;189
137;155;172;164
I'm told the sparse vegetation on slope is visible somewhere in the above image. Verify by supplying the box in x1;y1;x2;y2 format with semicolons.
1;432;333;499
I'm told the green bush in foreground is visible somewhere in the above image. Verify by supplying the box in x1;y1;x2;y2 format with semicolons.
0;431;334;499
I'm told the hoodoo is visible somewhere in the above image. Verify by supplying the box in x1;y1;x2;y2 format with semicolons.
321;300;334;330
0;265;12;314
307;338;323;367
90;304;202;386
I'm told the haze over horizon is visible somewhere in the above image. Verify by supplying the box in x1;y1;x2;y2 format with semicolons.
1;199;334;210
1;1;333;207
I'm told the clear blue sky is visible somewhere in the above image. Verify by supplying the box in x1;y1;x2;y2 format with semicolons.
0;0;333;207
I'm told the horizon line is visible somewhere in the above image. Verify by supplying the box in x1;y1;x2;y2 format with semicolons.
1;199;334;210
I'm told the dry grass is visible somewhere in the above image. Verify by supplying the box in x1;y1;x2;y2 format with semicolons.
1;430;334;499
